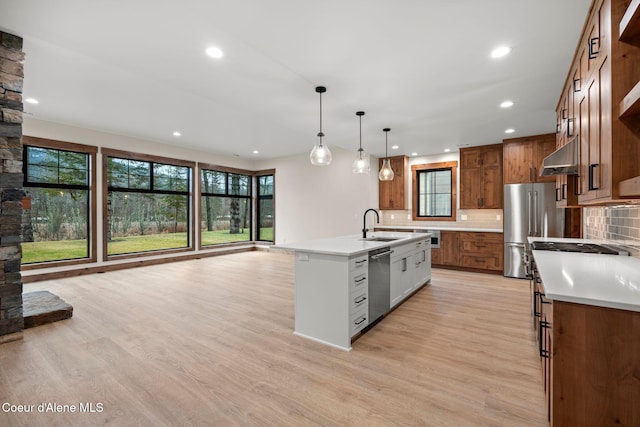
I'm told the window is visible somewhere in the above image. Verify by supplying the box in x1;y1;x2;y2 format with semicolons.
257;173;274;242
200;166;252;246
412;161;457;221
22;137;97;266
104;149;193;257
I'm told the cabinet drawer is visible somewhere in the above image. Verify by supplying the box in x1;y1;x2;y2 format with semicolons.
350;308;369;336
350;273;368;293
349;255;368;272
460;240;503;254
350;291;368;313
460;254;502;271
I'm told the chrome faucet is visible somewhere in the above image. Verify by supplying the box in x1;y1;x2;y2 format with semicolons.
362;208;380;239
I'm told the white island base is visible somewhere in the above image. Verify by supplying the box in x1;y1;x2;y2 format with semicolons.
276;232;431;351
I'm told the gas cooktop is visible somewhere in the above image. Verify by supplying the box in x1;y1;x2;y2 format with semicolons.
530;241;629;255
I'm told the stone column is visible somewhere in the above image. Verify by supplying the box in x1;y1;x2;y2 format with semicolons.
0;31;25;344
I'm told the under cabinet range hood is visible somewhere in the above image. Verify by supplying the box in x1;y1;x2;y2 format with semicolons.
539;137;579;176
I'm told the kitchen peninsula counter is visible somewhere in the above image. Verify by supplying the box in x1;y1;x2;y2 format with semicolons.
273;231;431;256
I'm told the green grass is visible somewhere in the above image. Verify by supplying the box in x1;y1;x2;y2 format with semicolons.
22;240;88;264
108;233;189;255
21;228;272;263
200;229;250;246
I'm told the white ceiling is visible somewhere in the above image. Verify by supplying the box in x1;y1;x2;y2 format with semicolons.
1;0;591;161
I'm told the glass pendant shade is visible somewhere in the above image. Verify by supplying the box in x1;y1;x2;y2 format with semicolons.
379;158;394;181
310;138;332;166
352;149;370;174
379;127;394;181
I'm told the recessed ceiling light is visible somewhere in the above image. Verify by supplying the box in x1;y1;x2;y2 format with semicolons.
411;152;418;156
444;148;451;153
505;128;515;134
25;98;39;104
173;131;181;137
500;100;514;108
206;46;224;59
391;145;399;150
252;150;259;154
491;46;511;58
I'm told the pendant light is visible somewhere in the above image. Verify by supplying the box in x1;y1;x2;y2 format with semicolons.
379;128;394;181
352;111;370;174
310;86;332;166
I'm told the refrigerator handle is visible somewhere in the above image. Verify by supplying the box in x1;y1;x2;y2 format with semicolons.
533;191;538;236
527;191;532;236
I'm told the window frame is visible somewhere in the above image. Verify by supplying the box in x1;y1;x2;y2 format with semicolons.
197;163;255;249
22;136;98;269
255;170;275;243
102;148;195;260
411;161;457;221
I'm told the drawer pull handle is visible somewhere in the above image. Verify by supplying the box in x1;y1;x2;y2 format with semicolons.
539;320;551;359
354;296;367;304
355;259;367;264
355;317;367;325
573;78;580;92
354;277;366;283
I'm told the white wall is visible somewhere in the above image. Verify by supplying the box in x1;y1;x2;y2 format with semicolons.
255;147;379;244
24;117;255;169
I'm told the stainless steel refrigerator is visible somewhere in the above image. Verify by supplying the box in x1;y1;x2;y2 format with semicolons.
504;182;564;278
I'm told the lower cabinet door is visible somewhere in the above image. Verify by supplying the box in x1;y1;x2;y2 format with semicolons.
390;256;406;307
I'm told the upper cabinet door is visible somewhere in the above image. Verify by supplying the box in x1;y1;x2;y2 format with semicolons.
503;134;556;184
459;144;503;209
378;155;408;210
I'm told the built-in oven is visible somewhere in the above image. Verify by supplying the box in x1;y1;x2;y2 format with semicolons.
413;229;440;248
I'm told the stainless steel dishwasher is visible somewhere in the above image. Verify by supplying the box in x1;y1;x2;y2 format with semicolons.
368;246;392;324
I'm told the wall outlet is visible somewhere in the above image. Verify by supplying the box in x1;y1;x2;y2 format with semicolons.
496;214;501;221
391;214;395;220
461;214;468;221
407;214;411;220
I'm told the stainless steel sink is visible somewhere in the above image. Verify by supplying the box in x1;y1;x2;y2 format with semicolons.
362;237;400;242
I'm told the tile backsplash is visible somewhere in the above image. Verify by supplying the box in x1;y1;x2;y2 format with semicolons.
584;204;640;257
380;209;503;230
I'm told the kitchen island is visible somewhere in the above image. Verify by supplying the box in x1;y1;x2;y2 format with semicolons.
273;231;431;350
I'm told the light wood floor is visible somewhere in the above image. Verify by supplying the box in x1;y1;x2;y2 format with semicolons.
1;252;547;426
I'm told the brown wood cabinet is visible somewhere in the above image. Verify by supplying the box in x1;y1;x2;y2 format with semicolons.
557;0;640;203
503;134;556;184
458;232;503;272
432;230;503;273
439;231;459;267
533;279;640;426
378;155;408;210
459;144;503;209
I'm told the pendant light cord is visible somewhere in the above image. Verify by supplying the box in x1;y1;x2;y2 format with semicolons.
318;91;323;146
385;130;389;158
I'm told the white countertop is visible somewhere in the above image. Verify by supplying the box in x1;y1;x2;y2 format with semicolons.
271;231;430;257
377;225;502;233
530;238;640;312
